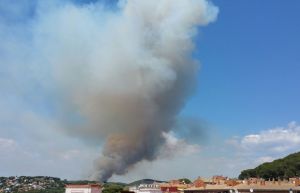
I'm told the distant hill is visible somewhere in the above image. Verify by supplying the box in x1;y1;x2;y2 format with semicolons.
128;179;167;186
239;152;300;180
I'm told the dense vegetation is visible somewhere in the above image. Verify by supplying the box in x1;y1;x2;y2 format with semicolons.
0;176;65;193
239;152;300;180
66;180;98;185
18;188;65;193
102;182;126;193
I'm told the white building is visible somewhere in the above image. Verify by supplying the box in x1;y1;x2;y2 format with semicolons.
129;183;162;193
65;184;102;193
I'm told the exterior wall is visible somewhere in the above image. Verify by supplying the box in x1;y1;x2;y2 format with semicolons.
129;186;138;192
65;188;91;193
65;187;101;193
129;184;162;193
91;187;102;193
136;189;162;193
161;186;179;193
129;189;162;193
130;188;162;193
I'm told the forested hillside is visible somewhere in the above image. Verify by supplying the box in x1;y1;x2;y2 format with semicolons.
239;152;300;180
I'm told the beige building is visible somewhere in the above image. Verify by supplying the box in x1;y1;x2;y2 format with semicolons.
65;184;102;193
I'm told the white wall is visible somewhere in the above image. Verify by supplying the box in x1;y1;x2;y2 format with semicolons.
66;188;90;193
65;187;101;193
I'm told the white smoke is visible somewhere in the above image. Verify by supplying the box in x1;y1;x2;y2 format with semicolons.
1;0;218;181
160;131;201;158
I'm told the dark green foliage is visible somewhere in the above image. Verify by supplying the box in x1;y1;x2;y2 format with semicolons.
17;188;65;193
239;152;300;180
102;182;125;193
178;178;192;184
66;180;98;185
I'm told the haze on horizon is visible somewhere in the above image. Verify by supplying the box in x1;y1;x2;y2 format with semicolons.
0;0;300;183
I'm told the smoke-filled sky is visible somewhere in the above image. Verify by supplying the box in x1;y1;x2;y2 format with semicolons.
1;0;300;182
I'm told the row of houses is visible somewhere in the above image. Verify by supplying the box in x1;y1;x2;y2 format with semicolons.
66;177;300;193
125;177;300;193
0;176;63;193
130;177;300;193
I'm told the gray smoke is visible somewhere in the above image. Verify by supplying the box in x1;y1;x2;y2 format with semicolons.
27;0;218;181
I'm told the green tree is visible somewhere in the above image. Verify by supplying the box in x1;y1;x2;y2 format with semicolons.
179;178;192;184
102;183;125;193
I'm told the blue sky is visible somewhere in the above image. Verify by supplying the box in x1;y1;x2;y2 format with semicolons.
184;0;300;137
0;0;300;182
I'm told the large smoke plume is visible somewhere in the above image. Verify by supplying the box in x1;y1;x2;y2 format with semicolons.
2;0;218;181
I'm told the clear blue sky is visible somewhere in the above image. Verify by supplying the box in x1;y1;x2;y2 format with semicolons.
183;0;300;138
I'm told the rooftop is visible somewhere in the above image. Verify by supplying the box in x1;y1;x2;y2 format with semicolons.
185;181;300;191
